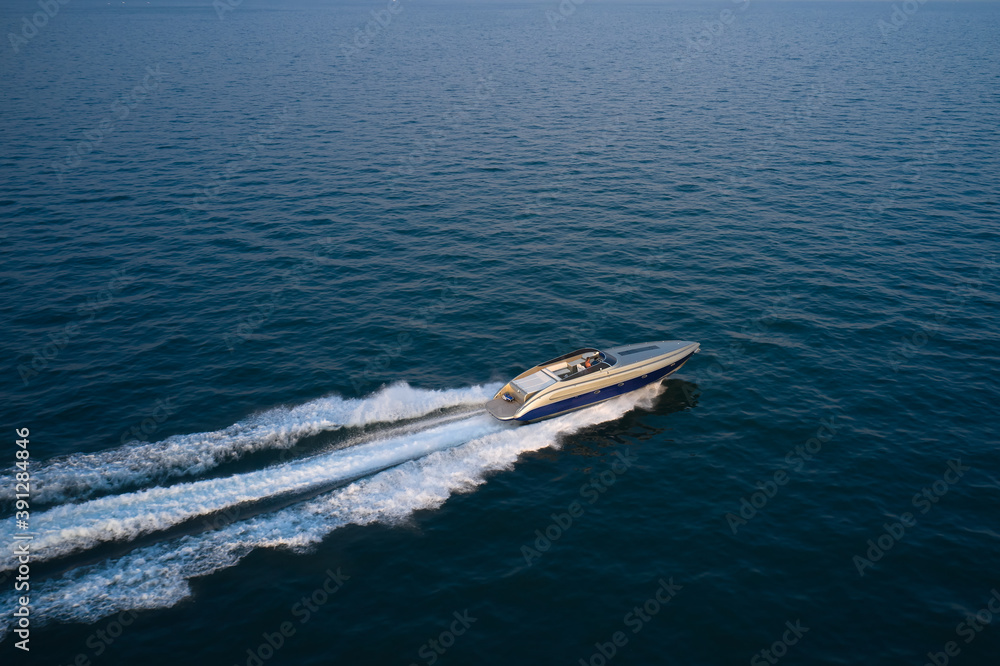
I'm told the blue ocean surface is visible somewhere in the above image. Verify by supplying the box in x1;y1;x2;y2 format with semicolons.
1;0;999;664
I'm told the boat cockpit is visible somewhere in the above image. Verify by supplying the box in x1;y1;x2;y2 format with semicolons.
530;347;618;380
495;348;621;405
553;351;611;379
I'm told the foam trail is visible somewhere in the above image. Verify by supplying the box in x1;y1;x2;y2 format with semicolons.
1;415;503;567
24;382;500;505
0;383;664;642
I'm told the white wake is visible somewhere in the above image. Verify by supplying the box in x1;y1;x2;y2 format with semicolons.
25;382;499;505
2;415;502;566
0;383;663;643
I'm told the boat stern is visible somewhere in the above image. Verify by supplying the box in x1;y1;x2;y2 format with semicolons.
485;383;524;422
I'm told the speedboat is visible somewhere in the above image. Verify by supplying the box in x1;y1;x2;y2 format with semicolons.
485;340;699;423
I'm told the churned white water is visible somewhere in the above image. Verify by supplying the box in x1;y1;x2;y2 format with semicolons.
0;383;661;641
26;382;500;505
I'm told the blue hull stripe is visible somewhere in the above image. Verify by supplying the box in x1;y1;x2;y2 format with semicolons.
515;352;693;423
